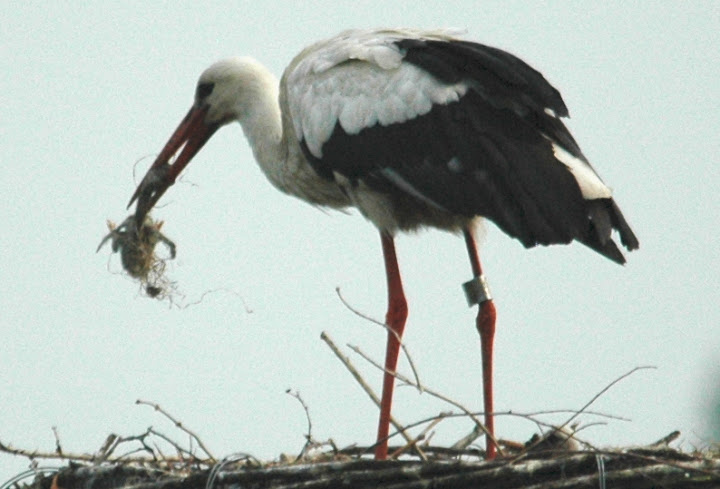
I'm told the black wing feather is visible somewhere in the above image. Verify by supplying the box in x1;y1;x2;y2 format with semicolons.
303;38;638;263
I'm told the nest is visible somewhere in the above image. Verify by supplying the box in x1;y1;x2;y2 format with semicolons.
11;444;720;489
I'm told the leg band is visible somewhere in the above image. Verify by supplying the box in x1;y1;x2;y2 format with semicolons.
462;274;492;306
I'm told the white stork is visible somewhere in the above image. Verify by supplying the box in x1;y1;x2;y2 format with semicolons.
129;28;639;460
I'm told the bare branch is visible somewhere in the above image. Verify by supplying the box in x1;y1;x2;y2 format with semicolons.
320;332;426;460
146;428;197;462
390;413;448;459
94;434;119;462
347;343;503;457
285;389;316;460
508;408;631;423
111;427;156;461
135;399;215;462
514;366;656;461
51;427;63;456
451;422;484;451
206;452;264;489
650;430;681;447
286;389;313;441
564;366;654;432
335;287;422;391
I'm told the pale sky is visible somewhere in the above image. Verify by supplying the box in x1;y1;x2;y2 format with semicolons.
3;1;719;479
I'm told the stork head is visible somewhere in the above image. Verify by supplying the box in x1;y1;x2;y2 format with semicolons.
128;57;274;223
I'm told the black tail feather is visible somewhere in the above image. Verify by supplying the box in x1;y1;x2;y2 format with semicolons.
580;198;639;265
610;200;640;251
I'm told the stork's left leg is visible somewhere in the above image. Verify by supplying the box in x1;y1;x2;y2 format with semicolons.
375;232;408;460
463;228;498;459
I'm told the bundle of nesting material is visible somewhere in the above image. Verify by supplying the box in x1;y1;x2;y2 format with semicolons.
97;215;176;299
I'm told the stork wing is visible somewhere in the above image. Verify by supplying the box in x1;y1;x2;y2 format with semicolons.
283;30;638;262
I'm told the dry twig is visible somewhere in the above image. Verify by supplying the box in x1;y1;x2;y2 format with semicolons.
135;399;215;462
51;427;62;456
335;287;422;390
347;342;503;457
555;366;655;438
320;332;427;460
285;389;319;460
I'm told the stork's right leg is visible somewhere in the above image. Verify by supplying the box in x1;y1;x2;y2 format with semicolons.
374;232;408;460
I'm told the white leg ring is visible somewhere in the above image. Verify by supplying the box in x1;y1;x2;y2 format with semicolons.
462;275;492;306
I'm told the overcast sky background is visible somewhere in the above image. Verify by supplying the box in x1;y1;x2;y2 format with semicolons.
3;1;719;479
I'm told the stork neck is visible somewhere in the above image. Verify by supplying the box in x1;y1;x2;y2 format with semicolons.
239;83;286;179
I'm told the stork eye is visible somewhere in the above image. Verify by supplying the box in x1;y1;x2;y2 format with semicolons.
196;82;214;100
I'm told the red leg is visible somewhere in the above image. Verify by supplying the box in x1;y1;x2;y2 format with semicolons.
463;228;497;460
374;232;408;460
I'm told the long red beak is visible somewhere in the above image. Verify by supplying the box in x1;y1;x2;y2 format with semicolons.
128;104;218;224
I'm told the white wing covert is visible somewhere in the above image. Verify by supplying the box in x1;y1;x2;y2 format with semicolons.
285;30;469;158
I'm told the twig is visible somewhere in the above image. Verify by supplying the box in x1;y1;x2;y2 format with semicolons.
515;366;656;462
0;440;46;459
0;430;208;469
146;428;200;462
206;453;263;489
508;408;631;423
649;430;681;447
392;407;627;437
285;389;316;460
554;366;655;444
151;441;170;467
286;390;312;441
320;332;426;460
0;433;153;465
135;399;215;462
94;434;118;462
51;427;62;456
347;343;503;457
114;446;157;462
451;422;485;451
111;427;156;461
390;413;448;458
335;287;422;391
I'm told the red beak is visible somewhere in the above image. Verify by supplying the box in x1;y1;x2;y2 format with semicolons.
128;104;218;224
